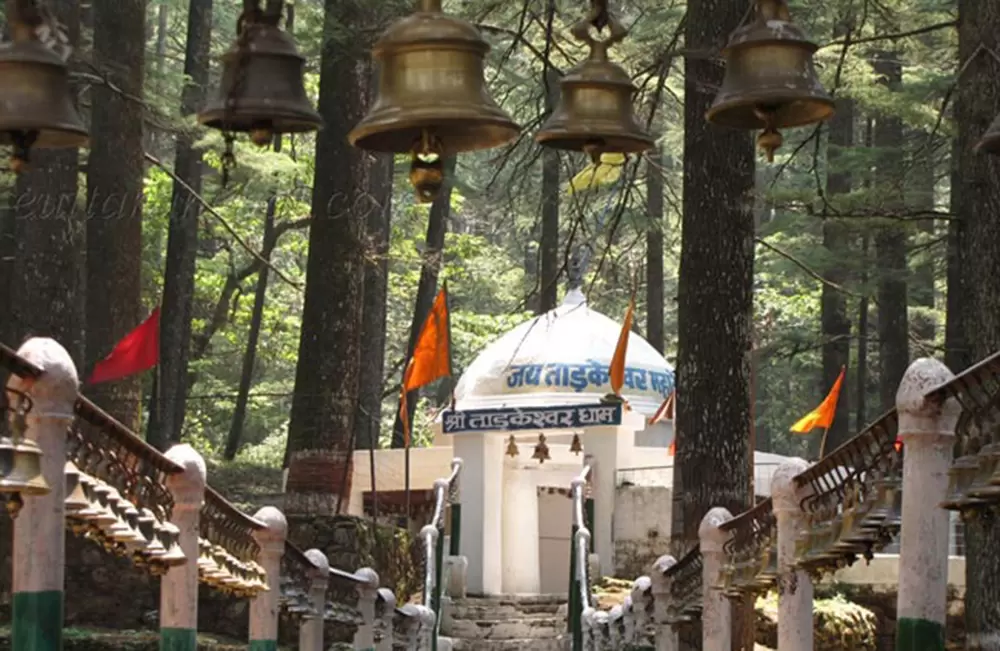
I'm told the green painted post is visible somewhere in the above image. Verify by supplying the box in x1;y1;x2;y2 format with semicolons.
449;504;462;556
10;339;77;651
584;498;595;554
432;526;446;651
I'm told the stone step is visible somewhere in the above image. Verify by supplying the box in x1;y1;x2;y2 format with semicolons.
445;615;566;640
449;595;568;620
449;636;566;651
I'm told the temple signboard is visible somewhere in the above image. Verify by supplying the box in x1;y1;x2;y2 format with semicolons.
442;403;623;434
503;358;674;398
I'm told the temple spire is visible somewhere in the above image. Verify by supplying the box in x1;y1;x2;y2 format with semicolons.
564;244;592;306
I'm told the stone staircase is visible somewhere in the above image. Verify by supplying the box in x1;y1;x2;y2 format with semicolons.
442;594;569;651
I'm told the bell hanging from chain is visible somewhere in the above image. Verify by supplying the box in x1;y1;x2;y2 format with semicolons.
349;0;520;203
506;435;519;458
64;462;89;512
536;5;654;163
532;433;550;464
0;0;89;172
706;0;834;162
199;0;322;147
570;433;583;455
977;112;1000;156
0;391;50;503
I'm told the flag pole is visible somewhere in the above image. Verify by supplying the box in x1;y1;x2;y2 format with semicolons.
405;439;411;526
818;426;831;459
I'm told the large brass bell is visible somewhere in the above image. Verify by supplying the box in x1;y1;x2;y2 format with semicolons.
198;0;321;146
706;0;834;162
941;455;981;510
976;112;1000;155
348;0;520;203
0;3;89;172
64;462;90;512
968;442;1000;501
535;6;654;162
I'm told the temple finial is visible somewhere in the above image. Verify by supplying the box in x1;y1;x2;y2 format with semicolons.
567;244;592;292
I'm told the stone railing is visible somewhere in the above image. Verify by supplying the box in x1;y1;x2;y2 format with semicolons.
420;458;462;651
1;337;423;651
568;464;595;651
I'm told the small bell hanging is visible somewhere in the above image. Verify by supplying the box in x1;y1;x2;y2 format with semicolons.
570;433;583;455
64;462;90;512
0;390;50;506
532;433;550;464
0;0;89;172
977;112;1000;155
706;0;834;162
349;0;521;202
506;435;519;458
535;2;654;162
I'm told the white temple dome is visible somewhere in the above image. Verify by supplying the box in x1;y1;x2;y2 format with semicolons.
452;288;675;415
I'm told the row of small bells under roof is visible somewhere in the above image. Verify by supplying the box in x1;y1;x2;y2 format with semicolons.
197;536;270;598
7;0;940;190
505;432;585;463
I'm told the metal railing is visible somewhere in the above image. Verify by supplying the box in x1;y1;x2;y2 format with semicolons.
422;457;462;651
568;465;593;651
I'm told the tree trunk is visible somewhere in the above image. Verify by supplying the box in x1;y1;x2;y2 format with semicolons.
820;92;854;453
85;0;146;430
539;63;560;314
856;235;870;434
872;50;909;415
284;0;372;514
148;0;213;450
8;0;85;367
956;0;1000;641
355;152;394;450
945;136;970;373
646;146;665;355
907;128;937;345
391;157;458;449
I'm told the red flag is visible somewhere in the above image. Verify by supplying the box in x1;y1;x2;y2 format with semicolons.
87;308;161;384
894;436;903;453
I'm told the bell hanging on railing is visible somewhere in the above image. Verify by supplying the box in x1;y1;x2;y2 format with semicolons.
706;0;835;162
349;0;520;203
64;462;89;512
532;433;550;464
0;392;50;503
757;541;778;584
137;509;166;559
0;3;89;172
535;5;654;163
967;441;1000;501
712;561;735;592
199;0;321;146
157;522;187;568
506;435;519;458
976;111;1000;155
121;502;148;550
570;433;583;455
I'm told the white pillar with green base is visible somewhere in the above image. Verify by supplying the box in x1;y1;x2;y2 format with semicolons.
250;506;287;651
9;338;78;651
299;549;329;651
895;358;959;651
771;457;814;651
160;444;207;651
699;507;733;651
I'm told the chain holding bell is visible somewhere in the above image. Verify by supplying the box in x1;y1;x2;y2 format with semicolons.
706;0;834;162
349;0;520;203
535;4;654;162
0;0;89;172
198;0;322;147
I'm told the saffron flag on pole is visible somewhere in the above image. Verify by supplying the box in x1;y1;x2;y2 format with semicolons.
608;294;636;396
87;307;161;385
648;389;676;426
400;285;453;446
790;366;846;434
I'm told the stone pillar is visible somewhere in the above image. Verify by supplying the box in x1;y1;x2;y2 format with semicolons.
651;555;678;651
501;465;541;593
9;338;78;651
770;458;814;651
160;444;207;651
300;549;330;651
376;588;396;651
582;411;641;578
452;432;503;595
895;358;959;651
250;507;287;651
699;507;733;651
354;567;380;651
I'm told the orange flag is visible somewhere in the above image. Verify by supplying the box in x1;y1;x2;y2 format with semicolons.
648;389;676;426
790;366;845;434
399;286;452;446
609;295;635;396
668;440;676;456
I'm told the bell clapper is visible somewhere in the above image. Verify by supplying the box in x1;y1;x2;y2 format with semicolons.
8;130;38;174
6;492;22;519
409;129;446;203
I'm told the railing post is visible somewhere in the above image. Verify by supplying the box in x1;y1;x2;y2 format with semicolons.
300;549;329;651
416;604;436;651
699;507;733;651
629;576;651;648
375;588;396;651
770;458;814;651
9;338;78;651
160;444;207;651
895;358;959;651
448;460;462;556
651;555;678;651
354;567;380;651
250;507;287;651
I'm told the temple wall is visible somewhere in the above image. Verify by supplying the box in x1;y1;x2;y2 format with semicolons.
613;485;673;578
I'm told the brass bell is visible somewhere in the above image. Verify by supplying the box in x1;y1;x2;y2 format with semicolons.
506;435;519;458
0;437;50;497
532;433;550;464
0;8;89;172
64;462;90;512
535;8;654;162
757;541;778;584
968;442;1000;501
349;0;520;202
713;560;735;591
198;0;321;145
156;522;187;568
944;454;986;510
977;111;1000;155
138;509;166;558
706;0;835;162
570;433;583;455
